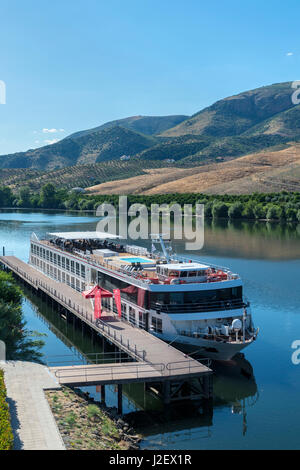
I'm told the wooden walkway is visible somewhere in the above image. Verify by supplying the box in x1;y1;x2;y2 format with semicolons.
50;362;163;387
0;256;212;389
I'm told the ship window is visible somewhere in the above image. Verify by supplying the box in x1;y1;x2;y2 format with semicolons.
170;292;184;304
66;258;70;271
57;255;61;267
168;270;179;277
188;271;197;277
180;271;188;277
53;253;57;265
121;303;127;320
62;257;65;269
129;306;136;325
70;260;75;273
81;265;85;279
76;262;80;276
152;317;162;334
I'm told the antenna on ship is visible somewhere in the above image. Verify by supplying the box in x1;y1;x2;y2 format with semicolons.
150;233;172;262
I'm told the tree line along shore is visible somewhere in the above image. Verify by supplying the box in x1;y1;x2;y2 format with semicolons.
1;183;300;222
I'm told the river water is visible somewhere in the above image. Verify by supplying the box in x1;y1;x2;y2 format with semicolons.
1;209;300;450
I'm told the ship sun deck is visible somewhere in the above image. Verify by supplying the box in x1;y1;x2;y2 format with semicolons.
36;234;240;287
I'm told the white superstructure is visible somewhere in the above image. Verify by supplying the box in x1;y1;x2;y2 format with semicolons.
29;231;258;361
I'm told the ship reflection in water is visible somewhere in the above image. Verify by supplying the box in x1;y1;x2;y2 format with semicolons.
125;353;258;449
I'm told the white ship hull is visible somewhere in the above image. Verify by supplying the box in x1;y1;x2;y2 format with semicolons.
158;335;254;361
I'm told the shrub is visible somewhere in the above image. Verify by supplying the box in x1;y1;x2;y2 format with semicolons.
266;205;280;220
228;202;244;219
0;370;14;450
212;202;228;219
87;404;101;421
242;203;255;219
253;203;267;219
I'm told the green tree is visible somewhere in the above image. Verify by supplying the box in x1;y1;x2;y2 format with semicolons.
285;207;297;222
0;187;13;207
228;202;244;219
253;204;267;220
16;186;32;207
266;205;280;220
204;201;213;218
38;183;57;209
242;202;255;219
0;271;44;361
212;202;228;219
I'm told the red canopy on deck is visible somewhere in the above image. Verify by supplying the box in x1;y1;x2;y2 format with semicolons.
82;285;113;298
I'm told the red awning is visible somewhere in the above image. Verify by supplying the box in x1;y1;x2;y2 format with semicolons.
120;285;138;294
82;285;113;298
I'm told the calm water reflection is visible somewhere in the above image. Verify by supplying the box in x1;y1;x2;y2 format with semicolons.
1;209;300;449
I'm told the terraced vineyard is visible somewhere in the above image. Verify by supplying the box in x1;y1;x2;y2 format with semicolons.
0;159;178;192
0;169;43;186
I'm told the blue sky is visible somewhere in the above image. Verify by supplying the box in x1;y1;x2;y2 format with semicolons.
0;0;299;155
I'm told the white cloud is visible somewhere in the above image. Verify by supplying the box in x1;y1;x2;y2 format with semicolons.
43;128;58;133
286;52;294;56
44;138;59;145
42;128;66;134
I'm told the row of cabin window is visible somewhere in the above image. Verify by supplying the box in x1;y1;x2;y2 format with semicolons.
31;244;85;279
151;287;243;305
31;256;85;292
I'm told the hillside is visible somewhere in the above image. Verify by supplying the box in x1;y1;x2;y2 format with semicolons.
68;115;188;139
161;82;295;138
86;144;300;195
0;159;178;192
0;126;157;171
0;81;300;172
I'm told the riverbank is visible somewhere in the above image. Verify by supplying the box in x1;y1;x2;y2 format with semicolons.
46;386;142;450
1;185;300;222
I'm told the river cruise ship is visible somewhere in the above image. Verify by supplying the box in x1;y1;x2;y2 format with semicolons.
29;231;257;361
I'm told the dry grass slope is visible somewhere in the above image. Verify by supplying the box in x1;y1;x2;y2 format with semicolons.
86;144;300;195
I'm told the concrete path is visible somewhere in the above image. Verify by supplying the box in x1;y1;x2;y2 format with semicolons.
0;361;65;450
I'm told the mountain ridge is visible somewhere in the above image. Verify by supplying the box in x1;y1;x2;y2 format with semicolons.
0;81;299;171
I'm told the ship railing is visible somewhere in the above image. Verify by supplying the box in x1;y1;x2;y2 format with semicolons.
171;254;238;277
165;358;211;374
176;329;252;343
150;298;246;314
45;351;133;366
53;362;166;383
